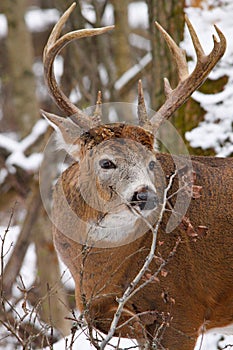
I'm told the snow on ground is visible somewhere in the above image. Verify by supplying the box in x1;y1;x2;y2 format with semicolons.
41;332;233;350
183;0;233;156
46;331;137;350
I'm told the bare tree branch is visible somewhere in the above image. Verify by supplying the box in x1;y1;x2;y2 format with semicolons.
99;170;178;349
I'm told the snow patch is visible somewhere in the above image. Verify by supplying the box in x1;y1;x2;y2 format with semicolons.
101;4;114;26
0;14;7;38
0;119;48;173
114;52;151;91
25;8;59;32
182;0;233;156
128;2;148;29
0;225;20;274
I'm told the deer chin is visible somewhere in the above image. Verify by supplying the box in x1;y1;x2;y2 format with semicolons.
86;204;155;247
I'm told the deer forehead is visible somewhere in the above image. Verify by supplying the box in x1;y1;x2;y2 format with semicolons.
78;123;154;152
84;138;157;168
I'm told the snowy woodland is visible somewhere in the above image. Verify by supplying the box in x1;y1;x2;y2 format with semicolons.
0;0;233;349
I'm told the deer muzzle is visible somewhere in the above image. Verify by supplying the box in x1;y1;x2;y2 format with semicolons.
130;186;158;211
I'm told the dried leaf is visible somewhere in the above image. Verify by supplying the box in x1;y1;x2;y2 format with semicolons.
180;216;198;237
161;268;168;277
179;216;208;240
192;185;202;199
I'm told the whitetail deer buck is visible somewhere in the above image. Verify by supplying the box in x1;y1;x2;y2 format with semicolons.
42;3;233;349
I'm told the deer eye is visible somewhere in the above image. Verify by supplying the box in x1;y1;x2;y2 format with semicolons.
99;159;116;169
149;160;156;171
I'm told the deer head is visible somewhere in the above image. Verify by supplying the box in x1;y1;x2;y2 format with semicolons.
41;2;225;245
41;3;233;350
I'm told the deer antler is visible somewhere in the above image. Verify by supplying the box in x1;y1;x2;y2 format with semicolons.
43;2;114;130
145;15;226;133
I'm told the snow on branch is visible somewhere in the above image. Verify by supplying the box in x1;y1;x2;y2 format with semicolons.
0;119;48;180
114;53;152;96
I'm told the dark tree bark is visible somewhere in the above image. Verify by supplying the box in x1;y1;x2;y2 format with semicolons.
111;0;132;78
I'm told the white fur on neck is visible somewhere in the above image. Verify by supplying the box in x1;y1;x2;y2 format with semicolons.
86;205;154;247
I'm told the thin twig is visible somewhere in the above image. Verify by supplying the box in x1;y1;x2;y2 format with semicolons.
0;204;16;301
99;170;178;349
125;237;181;303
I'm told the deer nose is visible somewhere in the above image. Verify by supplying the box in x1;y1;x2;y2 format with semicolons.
131;186;158;211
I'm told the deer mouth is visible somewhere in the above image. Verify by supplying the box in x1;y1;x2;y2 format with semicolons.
130;187;159;211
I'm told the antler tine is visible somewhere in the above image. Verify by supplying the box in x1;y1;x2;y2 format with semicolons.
149;16;226;133
184;15;204;59
45;2;76;50
92;90;103;126
137;80;151;129
43;2;114;130
155;21;189;82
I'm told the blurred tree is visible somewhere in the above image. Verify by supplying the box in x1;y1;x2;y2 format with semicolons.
0;0;70;339
111;0;132;78
1;0;39;136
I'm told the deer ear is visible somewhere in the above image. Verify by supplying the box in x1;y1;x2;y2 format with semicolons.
41;110;81;160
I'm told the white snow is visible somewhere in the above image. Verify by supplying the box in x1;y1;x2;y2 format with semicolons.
25;8;59;32
0;168;7;184
128;2;148;29
0;8;59;39
0;119;48;174
11;243;37;300
0;14;7;38
101;4;114;26
182;0;233;156
98;63;109;85
81;2;96;24
129;32;151;50
44;326;233;350
0;224;36;292
114;52;152;91
0;225;20;274
58;259;75;291
46;331;137;350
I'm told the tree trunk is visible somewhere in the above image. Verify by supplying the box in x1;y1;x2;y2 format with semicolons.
2;0;39;136
112;0;132;79
146;0;213;155
146;0;185;111
33;208;71;336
